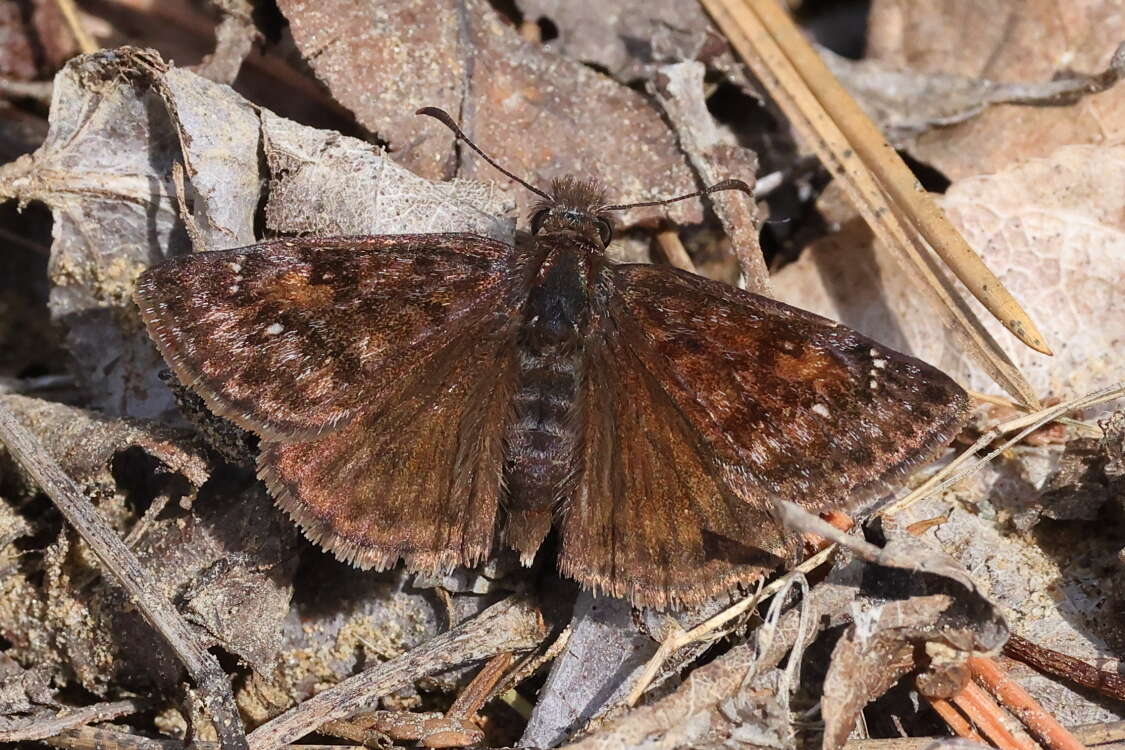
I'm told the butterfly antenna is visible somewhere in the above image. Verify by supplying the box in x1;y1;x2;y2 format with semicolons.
416;107;552;201
601;178;754;212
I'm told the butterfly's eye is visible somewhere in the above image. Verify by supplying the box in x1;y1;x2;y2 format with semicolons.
530;209;549;235
595;217;613;246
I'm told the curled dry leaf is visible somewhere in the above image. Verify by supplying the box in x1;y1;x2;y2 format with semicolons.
0;393;210;497
772;144;1125;401
866;0;1125;179
817;525;1010;750
822;43;1125;146
261;111;513;240
276;0;701;226
0;47;514;420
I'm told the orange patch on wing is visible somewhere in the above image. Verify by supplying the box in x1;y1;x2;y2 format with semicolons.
774;350;841;382
269;271;334;307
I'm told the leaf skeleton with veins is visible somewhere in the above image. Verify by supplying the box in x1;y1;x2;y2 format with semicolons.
134;107;968;609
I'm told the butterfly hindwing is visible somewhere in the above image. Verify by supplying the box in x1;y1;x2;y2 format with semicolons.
558;307;793;609
257;306;521;572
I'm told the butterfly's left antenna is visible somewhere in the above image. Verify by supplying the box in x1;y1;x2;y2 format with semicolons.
416;107;552;201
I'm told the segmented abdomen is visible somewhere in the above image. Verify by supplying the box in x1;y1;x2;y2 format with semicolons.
504;339;583;510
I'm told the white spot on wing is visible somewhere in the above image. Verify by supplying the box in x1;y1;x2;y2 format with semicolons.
811;403;830;418
265;322;284;335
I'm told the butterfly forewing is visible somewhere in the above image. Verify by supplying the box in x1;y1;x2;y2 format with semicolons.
557;264;969;608
609;264;970;512
134;234;518;440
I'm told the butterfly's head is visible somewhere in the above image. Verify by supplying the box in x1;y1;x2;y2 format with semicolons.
530;176;614;248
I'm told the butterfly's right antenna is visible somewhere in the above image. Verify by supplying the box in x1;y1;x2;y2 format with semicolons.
601;179;754;212
416;107;552;201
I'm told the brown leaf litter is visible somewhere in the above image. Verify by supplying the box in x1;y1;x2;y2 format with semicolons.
0;1;1123;749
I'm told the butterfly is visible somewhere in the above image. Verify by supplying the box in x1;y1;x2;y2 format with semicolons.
133;108;969;609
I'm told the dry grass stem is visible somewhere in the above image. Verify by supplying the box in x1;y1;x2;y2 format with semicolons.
655;229;696;272
746;0;1052;356
883;381;1125;517
54;0;98;54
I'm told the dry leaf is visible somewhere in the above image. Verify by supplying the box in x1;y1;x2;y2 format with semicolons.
822;44;1125;145
891;481;1124;725
276;0;702;226
867;0;1125;179
521;593;657;747
514;0;749;89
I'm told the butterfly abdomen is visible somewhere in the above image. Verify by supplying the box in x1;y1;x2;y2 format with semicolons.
503;243;591;561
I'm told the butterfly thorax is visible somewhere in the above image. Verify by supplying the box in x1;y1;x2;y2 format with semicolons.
503;222;598;563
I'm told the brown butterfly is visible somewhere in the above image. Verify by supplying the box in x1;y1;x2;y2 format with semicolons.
134;108;968;609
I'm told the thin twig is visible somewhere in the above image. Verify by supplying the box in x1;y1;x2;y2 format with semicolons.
0;405;248;750
924;696;986;744
1003;634;1125;703
0;700;143;742
245;595;545;750
845;721;1125;750
45;726;363;750
565;583;848;750
651;61;771;293
625;542;837;705
346;652;515;748
970;656;1088;750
